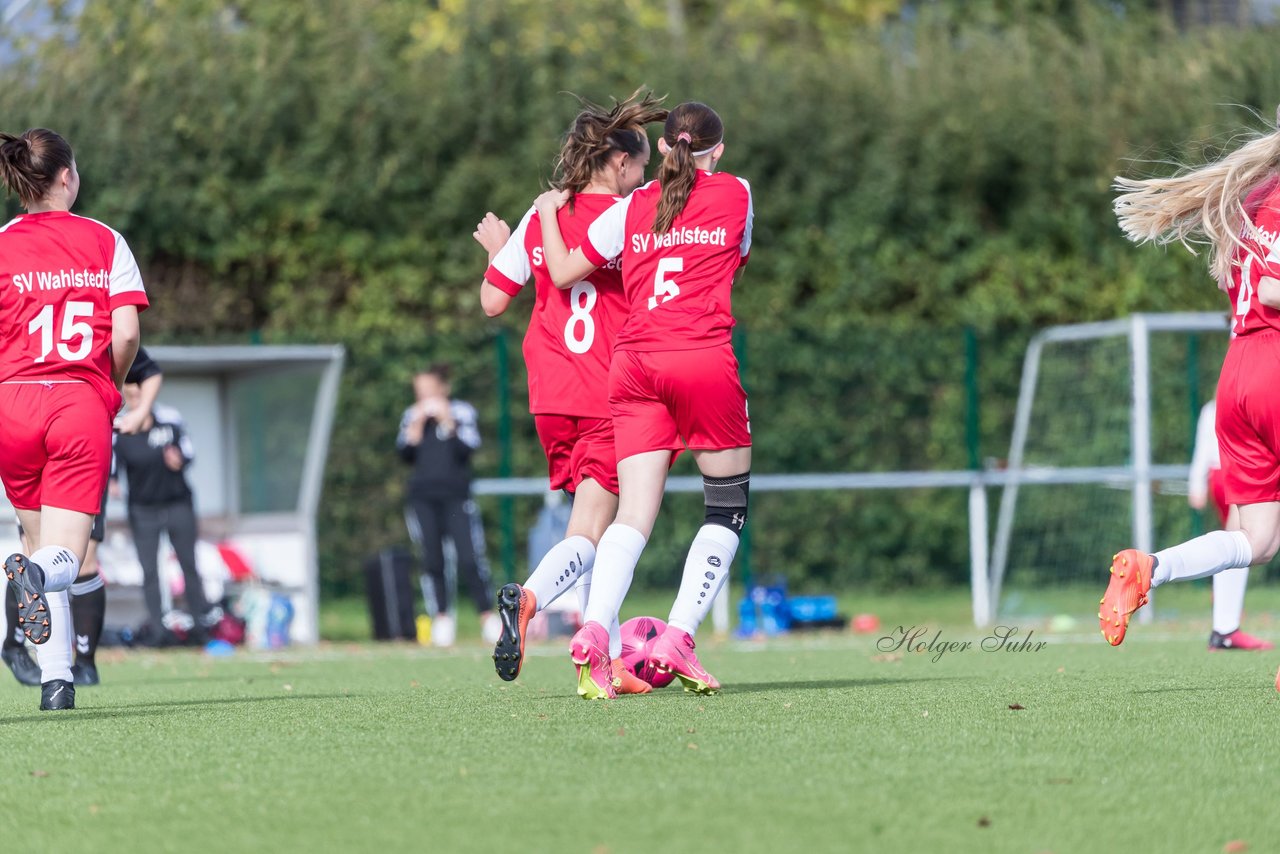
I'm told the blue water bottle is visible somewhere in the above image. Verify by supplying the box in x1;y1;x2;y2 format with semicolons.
266;593;294;649
736;595;758;638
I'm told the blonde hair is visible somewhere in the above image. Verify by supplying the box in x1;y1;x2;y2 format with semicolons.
1114;114;1280;286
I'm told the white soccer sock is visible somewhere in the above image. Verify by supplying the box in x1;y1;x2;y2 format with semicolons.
668;525;739;636
524;535;595;612
35;589;72;683
1152;530;1253;587
31;545;80;592
575;568;592;616
581;524;646;629
1212;566;1250;635
574;570;622;658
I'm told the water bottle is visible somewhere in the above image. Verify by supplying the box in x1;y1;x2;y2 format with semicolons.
265;593;294;649
761;586;790;635
736;596;758;638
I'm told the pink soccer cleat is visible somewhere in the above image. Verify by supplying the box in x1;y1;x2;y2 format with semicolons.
569;621;616;700
648;627;720;694
1208;629;1274;651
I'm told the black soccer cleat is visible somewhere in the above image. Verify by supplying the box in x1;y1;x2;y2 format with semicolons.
2;645;40;687
492;583;537;682
4;554;49;644
39;679;75;711
71;662;100;686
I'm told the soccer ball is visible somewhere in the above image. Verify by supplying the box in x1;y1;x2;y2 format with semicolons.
619;616;676;689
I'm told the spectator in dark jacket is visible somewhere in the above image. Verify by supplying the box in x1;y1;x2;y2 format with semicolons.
112;381;216;644
397;364;497;646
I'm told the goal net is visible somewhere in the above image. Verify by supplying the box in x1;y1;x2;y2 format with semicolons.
988;313;1229;622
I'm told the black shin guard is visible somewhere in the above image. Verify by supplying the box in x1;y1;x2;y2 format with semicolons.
704;472;750;533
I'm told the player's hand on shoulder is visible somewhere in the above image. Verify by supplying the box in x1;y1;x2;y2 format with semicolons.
473;212;511;254
533;189;569;214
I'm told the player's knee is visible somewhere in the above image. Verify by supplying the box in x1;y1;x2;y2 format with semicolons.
704;471;749;533
1247;526;1280;565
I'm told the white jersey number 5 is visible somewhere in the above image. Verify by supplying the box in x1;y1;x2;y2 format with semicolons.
648;257;682;310
29;300;94;363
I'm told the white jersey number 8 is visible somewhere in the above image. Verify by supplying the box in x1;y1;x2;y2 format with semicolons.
649;256;682;310
29;300;94;364
564;281;598;355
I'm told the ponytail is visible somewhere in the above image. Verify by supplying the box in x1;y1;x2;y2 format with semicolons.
653;102;723;234
552;88;667;200
0;128;74;209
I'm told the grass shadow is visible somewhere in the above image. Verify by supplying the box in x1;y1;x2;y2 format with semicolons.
726;676;966;694
521;675;965;704
1130;686;1270;695
0;692;350;725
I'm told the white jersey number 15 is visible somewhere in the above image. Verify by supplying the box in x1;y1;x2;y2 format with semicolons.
29;300;94;363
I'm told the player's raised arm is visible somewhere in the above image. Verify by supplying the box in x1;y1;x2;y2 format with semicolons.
479;208;538;317
474;211;514;317
534;189;599;288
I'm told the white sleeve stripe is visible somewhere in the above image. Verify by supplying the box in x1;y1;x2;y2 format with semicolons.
489;206;537;288
453;401;481;450
395;406;416;449
736;177;753;257
585;195;630;262
71;215;147;299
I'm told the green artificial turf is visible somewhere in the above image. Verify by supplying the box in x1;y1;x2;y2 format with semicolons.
4;586;1278;854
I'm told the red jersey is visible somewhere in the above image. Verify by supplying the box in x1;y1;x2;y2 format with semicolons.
0;211;149;411
581;171;752;351
485;194;628;418
1228;176;1280;337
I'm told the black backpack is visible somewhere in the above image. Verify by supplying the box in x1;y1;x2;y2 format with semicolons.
363;547;417;641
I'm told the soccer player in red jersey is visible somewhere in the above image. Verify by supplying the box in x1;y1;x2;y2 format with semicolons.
1104;109;1280;652
474;90;667;696
535;102;753;697
0;128;146;709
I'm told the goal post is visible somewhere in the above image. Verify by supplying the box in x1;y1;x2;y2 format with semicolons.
987;312;1229;623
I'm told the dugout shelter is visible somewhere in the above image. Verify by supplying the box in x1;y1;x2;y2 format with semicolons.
0;345;345;644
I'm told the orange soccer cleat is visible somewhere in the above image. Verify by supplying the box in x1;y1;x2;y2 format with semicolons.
1099;549;1154;647
492;583;538;681
611;659;652;695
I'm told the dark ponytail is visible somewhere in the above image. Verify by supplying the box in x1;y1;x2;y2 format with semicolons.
652;103;723;234
552;88;668;200
0;128;74;209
